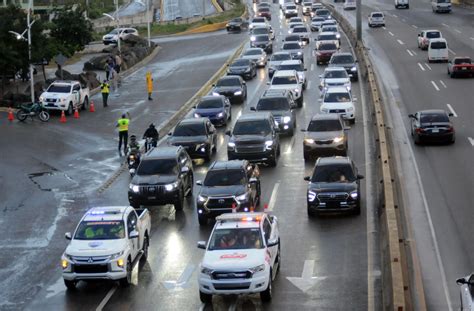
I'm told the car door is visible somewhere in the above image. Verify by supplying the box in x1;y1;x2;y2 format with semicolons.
127;211;139;259
72;84;81;108
263;218;277;268
411;112;420;134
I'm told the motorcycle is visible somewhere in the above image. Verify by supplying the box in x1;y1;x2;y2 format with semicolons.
127;149;141;176
16;102;50;122
145;136;157;152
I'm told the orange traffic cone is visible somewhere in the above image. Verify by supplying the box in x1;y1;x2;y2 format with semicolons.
89;100;95;112
7;107;14;121
73;108;80;119
60;110;67;123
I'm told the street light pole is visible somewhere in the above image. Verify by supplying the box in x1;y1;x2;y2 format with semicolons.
27;0;35;103
146;0;151;47
115;0;121;53
356;0;362;41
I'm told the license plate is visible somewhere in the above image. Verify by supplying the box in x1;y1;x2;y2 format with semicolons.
432;129;439;133
148;196;156;200
461;67;467;70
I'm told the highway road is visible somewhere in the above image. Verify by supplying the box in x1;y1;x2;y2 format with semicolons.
162;0;217;21
328;0;474;309
0;2;381;311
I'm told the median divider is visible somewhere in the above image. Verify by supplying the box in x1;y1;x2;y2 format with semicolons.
325;4;414;311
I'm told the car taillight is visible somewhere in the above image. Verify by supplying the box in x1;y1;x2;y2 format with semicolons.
447;126;454;132
415;128;425;133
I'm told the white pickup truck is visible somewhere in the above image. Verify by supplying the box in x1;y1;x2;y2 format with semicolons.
39;80;90;115
61;206;151;289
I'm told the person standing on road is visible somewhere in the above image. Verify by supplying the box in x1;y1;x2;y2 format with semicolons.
146;71;153;100
116;113;130;156
104;61;111;81
100;80;110;107
115;53;122;74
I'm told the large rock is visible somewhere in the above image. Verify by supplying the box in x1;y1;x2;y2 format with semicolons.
52;69;100;89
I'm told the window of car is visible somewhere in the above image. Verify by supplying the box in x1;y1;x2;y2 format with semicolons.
293;27;308;33
244;49;262;56
312;17;325;22
318;43;338;51
322;26;337;32
284;35;300;42
47;84;71;93
255;35;270;42
324;92;351;102
430;41;447;49
259;7;270;12
257;97;291;111
453;58;471;64
372;13;384;18
286;5;297;9
233;120;272;135
272;75;297;85
270;53;291;62
318;34;337;41
216;78;240;87
252;28;269;35
208;228;264;250
74;220;125;240
278;63;304;71
311;163;356;183
252;17;266;23
308;119;343;131
283;43;301;50
420;113;449;124
198;98;224;109
316;9;330;16
232;59;251;66
426;31;441;39
204;169;247;186
324;70;349;79
127;212;137;235
331;54;355;64
137;158;178;175
173;123;207;136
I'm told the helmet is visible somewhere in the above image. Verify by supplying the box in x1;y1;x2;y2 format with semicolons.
149;123;155;128
130;135;137;142
122;113;126;118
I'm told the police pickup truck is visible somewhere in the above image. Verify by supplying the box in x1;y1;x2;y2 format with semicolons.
197;213;281;302
61;206;151;289
39;80;90;115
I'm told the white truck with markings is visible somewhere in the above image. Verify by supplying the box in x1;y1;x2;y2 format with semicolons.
61;206;151;289
39;80;90;115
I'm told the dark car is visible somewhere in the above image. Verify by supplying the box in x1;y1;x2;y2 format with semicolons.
257;7;272;20
314;9;332;20
226;17;246;32
227;58;257;80
283;34;303;44
302;114;348;160
128;146;194;211
409;109;455;144
328;52;358;81
282;42;304;62
194;96;231;126
226;112;280;167
195;160;261;225
316;42;339;65
250;34;273;54
251;90;297;135
167;118;217;161
304;156;364;216
211;76;247;104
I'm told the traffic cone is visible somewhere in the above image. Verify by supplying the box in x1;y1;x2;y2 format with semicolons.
264;203;269;210
60;110;67;123
89;100;95;112
73;108;80;119
7;107;14;121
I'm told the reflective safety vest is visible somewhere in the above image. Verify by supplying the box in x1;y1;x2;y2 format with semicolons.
101;83;110;94
117;118;129;132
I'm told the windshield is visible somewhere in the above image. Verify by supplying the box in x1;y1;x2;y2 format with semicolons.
74;220;125;240
109;29;120;34
322;26;337;32
47;84;71;93
232;59;250;67
318;34;336;40
283;43;301;50
311;164;356;183
426;31;441;38
255;35;270;42
437;0;450;3
244;50;262;56
259;7;270;12
308;119;343;131
278;63;304;71
198;98;224;108
208;228;264;250
420;113;449;123
286;5;296;9
230;18;242;23
284;36;300;42
430;41;446;49
204;169;246;186
454;58;471;64
372;13;383;17
324;92;351;102
137;158;178;175
312;17;325;22
331;55;354;64
319;43;337;51
271;54;291;62
173;123;207;136
252;28;268;35
316;10;330;16
293;27;307;33
252;18;265;23
324;70;348;78
272;75;297;85
233;120;271;135
257;97;291;110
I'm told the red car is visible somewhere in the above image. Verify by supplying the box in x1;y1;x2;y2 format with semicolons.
315;42;339;65
447;57;474;78
257;7;272;20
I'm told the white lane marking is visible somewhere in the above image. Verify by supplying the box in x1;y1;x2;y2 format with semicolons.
310;63;314;71
418;63;426;71
285;135;296;154
446;104;457;117
307;81;311;90
162;264;196;290
96;285;118;311
449;48;456;55
412;50;417;55
454;29;462;34
471;37;474;40
382;26;386;30
392;14;398;17
388;31;394;36
407;49;414;56
468;137;474;146
199;303;206;311
442;23;449;27
424;63;433;70
228;301;237;311
397;39;405;45
431;80;440;91
412;25;418;29
267;181;280;211
439;80;447;88
401;18;406;22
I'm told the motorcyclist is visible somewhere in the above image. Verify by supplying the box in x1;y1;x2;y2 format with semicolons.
127;135;141;166
142;123;159;152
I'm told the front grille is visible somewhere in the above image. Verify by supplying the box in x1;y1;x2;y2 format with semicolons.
327;82;345;86
139;185;164;196
329;109;346;113
71;255;110;263
206;197;237;209
316;139;334;145
45;98;57;103
235;144;265;153
317;192;348;201
219;91;235;96
212;271;252;280
213;282;251;290
74;264;108;274
274;116;282;124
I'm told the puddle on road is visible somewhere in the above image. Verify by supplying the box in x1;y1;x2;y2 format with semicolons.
28;171;77;192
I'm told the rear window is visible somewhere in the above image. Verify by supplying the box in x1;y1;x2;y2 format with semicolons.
271;53;291;61
454;58;471;64
430;41;446;49
426;31;441;38
372;13;383;18
257;97;291;110
283;43;301;50
308;119;343;131
420;113;449;124
259;8;270;12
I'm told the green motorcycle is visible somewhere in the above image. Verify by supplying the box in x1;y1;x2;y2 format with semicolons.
16;102;50;122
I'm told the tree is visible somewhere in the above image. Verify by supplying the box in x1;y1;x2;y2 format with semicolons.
50;7;93;58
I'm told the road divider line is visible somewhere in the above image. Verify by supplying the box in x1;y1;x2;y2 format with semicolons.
397;39;404;45
431;81;440;91
199;303;206;311
406;49;414;56
388;31;394;36
310;63;314;71
448;48;456;55
417;63;425;71
471;37;474;41
454;29;462;34
228;301;237;311
424;63;432;70
96;285;117;311
392;14;398;17
411;25;418;29
307;81;311;90
439;80;447;88
468;137;474;146
442;23;449;27
267;181;280;212
446;104;457;117
382;26;386;30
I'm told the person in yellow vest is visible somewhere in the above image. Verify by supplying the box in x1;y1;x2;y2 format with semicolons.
146;71;153;100
100;80;110;107
116;113;130;156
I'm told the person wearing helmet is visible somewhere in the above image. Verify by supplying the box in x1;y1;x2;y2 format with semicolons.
142;123;159;152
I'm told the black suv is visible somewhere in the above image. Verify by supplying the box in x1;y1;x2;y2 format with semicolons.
128;146;194;211
226;112;280;167
251;90;297;135
167;118;217;161
304;157;364;216
195;160;261;225
328;52;359;81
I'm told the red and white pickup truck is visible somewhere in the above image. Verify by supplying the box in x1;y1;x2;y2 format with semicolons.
447;57;474;78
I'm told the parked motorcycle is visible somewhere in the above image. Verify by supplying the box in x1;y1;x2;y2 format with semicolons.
16;102;50;122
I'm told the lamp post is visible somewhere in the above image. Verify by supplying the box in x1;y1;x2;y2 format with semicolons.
103;1;121;53
146;0;151;47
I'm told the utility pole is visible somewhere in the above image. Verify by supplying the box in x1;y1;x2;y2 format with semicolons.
202;0;205;17
116;0;121;53
28;0;35;103
356;0;362;41
146;0;151;47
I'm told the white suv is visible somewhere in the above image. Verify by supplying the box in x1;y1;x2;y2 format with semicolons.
267;70;304;107
368;12;385;27
197;213;281;303
319;86;356;123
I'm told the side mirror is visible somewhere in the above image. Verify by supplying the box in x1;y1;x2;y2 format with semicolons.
353;98;358;102
250;107;256;111
242;81;246;84
168;132;172;136
408;114;417;119
267;238;279;247
319;74;323;78
357;174;365;180
196;180;203;186
227;64;230;66
448;113;454;117
303;176;311;181
266;81;270;85
270;215;278;223
193;105;197;109
417;34;421;37
344;127;351;131
197;241;206;249
65;232;72;240
212;84;216;87
355;60;358;63
225;130;231;136
304;68;308;71
129;230;139;239
456;278;467;285
300;128;307;132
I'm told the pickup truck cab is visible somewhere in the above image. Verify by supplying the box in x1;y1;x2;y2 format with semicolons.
197;212;281;303
61;206;151;289
39;80;90;115
447;57;474;78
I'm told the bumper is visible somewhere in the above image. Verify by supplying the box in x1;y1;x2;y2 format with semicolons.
304;142;347;157
369;21;384;26
418;133;454;143
199;272;269;295
228;149;275;164
197;201;253;218
42;101;68;111
277;122;294;134
308;200;358;213
128;189;180;206
63;270;126;281
317;55;332;63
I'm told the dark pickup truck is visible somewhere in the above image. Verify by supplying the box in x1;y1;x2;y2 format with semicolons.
447;57;474;78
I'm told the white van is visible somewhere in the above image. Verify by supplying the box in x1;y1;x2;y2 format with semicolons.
395;0;409;9
428;38;449;63
343;0;356;10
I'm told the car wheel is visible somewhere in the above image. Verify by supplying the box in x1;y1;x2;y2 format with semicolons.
303;151;311;161
349;118;355;125
414;134;421;145
140;234;149;262
81;97;89;111
119;259;132;287
268;150;278;167
298;95;303;107
67;103;73;116
288;126;294;136
198;214;208;226
200;291;212;303
64;279;77;290
450;72;455;78
204;147;212;162
174;188;185;210
260;271;273;302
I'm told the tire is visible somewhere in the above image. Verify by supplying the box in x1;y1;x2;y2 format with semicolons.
16;110;28;122
186;175;194;197
260;271;273;302
450;72;455;78
267;150;278;167
288;126;294;136
81;97;89;111
303;151;310;161
204;147;212;162
174;188;184;211
140;235;149;262
67;103;73;116
64;279;76;290
307;206;318;217
297;94;303;107
349;118;355;125
119;259;132;287
39;110;50;122
200;291;212;303
198;214;208;226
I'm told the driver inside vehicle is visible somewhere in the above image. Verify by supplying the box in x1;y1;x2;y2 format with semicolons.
241;231;261;248
220;233;238;248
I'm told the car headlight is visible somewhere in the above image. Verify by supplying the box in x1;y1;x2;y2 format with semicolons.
283;116;291;124
251;36;256;41
336;33;341;39
333;136;344;143
259;56;265;61
304;138;315;144
236;192;249;202
129;184;140;193
201;266;213;276
297;51;302;55
298;73;304;80
350;191;358;199
347;106;354;112
39;96;44;101
308;190;317;202
244;68;251;73
234;90;242;95
164;181;179;191
351;66;357;72
265;140;274;150
321;107;329;113
194;113;201;118
228;141;236;149
249;264;266;274
217;112;224;118
212;92;220;96
198;195;207;203
61;259;69;269
110;251;124;260
293;88;299;94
